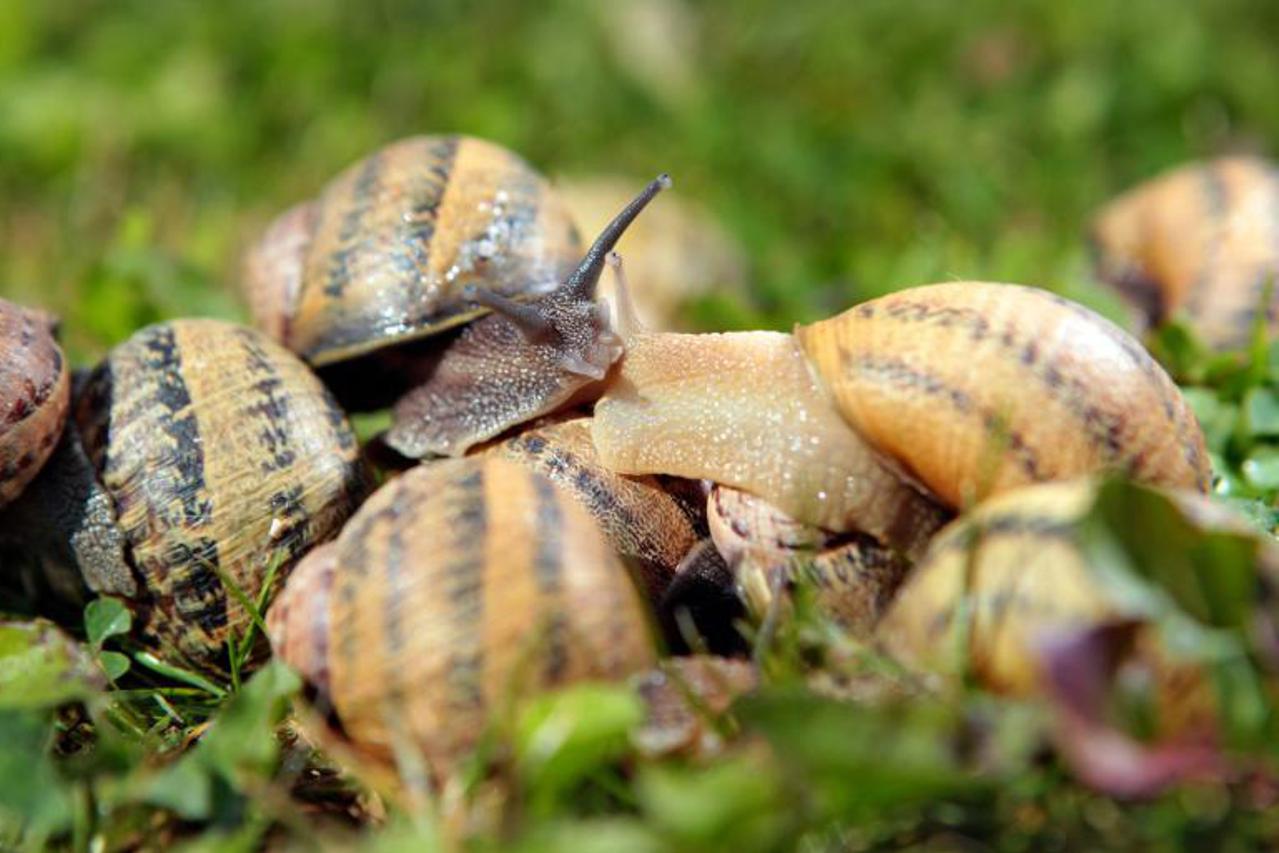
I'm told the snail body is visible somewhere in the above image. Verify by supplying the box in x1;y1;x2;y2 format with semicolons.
1091;156;1279;350
10;319;369;671
0;299;71;509
268;456;656;781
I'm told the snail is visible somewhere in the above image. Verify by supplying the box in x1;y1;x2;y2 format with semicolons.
4;318;369;671
0;299;71;509
557;175;750;330
632;655;758;758
486;416;704;601
1090;156;1279;350
876;479;1277;735
267;455;656;784
707;485;910;638
243;135;673;460
593;279;1210;551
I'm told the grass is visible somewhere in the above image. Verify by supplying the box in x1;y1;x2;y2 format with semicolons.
3;0;1279;849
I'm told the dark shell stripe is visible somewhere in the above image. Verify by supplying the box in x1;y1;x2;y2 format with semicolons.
530;472;569;682
842;352;1044;482
441;467;488;716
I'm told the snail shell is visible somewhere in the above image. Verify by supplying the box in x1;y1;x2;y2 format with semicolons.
0;300;70;509
244;135;582;366
268;456;656;779
708;485;911;637
488;416;704;600
796;282;1211;508
633;655;757;758
877;479;1246;734
1090;156;1279;350
72;318;369;669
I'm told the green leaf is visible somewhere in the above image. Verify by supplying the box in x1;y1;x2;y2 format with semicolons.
637;754;789;852
132;651;227;697
84;597;131;650
0;711;74;841
97;650;131;681
516;683;643;813
0;620;103;710
1243;446;1279;492
1244;386;1279;437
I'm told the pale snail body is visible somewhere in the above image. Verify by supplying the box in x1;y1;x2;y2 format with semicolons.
268;456;656;780
707;485;910;637
0;299;71;508
1091;156;1279;350
51;319;369;670
244;135;582;366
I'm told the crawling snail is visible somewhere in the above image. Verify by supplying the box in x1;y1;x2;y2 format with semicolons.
877;478;1279;736
267;455;656;787
594;278;1210;553
3;318;369;671
1091;156;1279;350
245;134;671;458
0;299;71;509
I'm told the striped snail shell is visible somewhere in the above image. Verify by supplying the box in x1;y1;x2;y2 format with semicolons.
707;485;911;638
0;299;71;509
61;319;369;670
876;479;1258;735
487;416;704;601
795;282;1211;506
1090;156;1279;350
244;135;582;366
267;456;656;782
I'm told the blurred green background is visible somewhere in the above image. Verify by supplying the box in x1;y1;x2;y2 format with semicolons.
1;0;1277;363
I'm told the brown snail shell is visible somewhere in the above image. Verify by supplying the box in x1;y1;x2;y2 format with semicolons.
487;416;704;601
877;479;1241;735
0;299;70;509
590;328;948;552
708;485;912;637
1090;156;1279;350
244;135;582;366
268;456;656;781
796;282;1211;508
70;318;369;670
633;655;757;759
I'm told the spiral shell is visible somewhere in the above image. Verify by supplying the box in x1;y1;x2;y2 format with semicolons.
1090;156;1279;350
244;135;582;366
490;417;704;599
0;300;70;508
269;456;656;779
796;282;1211;509
877;479;1250;734
708;486;911;637
74;318;369;669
